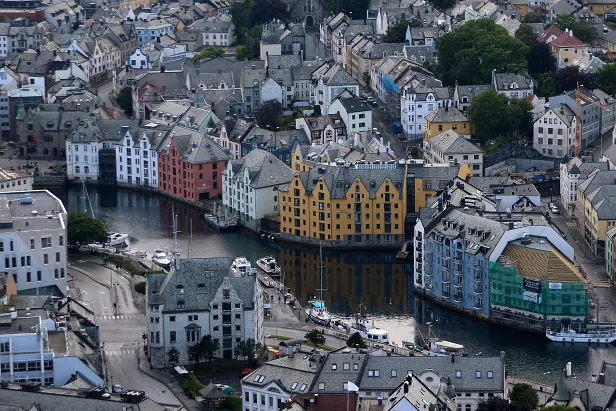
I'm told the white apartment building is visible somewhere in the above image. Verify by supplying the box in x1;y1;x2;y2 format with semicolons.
329;97;372;133
115;127;159;188
310;61;359;115
559;157;609;216
400;84;453;138
0;168;32;192
424;130;484;176
492;71;534;100
0;308;104;386
242;354;316;411
222;149;294;227
533;105;577;159
146;257;263;369
0;191;67;297
0;23;9;58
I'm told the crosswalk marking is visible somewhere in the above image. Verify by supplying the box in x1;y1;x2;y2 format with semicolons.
97;314;143;320
105;350;137;356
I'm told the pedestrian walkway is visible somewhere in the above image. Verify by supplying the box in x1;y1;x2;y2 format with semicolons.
105;349;137;356
97;314;144;320
137;347;201;411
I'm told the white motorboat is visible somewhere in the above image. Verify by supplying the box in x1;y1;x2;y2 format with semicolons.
231;257;254;277
152;247;171;268
546;326;616;344
122;249;147;259
256;256;281;276
339;305;389;344
107;233;129;246
308;246;331;326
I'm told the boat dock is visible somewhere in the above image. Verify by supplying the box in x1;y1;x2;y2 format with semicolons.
396;241;410;259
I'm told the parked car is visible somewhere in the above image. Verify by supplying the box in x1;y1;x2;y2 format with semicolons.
371;101;378;107
215;384;234;395
238;368;255;378
550;206;560;215
112;384;123;393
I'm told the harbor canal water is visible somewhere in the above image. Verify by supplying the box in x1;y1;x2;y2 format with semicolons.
54;186;616;384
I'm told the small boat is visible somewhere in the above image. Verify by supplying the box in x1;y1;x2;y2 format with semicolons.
204;203;239;232
107;233;129;246
338;304;389;344
409;322;464;356
546;326;616;344
308;300;331;326
231;257;254;277
256;256;281;276
122;249;147;259
152;247;171;268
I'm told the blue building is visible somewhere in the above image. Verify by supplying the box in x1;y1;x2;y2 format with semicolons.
417;208;502;317
134;19;175;46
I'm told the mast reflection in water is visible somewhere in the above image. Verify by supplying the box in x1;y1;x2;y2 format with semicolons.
52;186;616;383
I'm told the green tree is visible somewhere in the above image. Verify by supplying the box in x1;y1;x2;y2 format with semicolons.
436;19;528;85
193;46;224;63
250;0;288;26
510;384;539;411
234;338;262;365
515;24;536;47
258;99;284;129
527;42;556;77
134;282;146;294
305;329;326;346
362;72;371;90
346;332;367;348
595;63;616;95
432;0;457;10
506;98;534;137
231;0;252;44
67;212;109;250
190;335;220;366
552;14;597;44
477;397;518;411
383;20;408;43
235;44;251;60
325;0;370;19
523;14;543;23
467;89;508;140
116;86;133;116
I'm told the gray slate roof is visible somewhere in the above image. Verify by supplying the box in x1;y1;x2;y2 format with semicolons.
493;72;533;91
310;351;368;393
425;107;468;123
578;170;616;197
161;126;229;164
332;97;371;113
242;354;317;394
295;164;406;200
429;130;482;154
148;257;256;312
226;148;294;188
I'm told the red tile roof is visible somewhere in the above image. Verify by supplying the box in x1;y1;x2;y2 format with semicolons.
538;24;564;43
550;31;589;48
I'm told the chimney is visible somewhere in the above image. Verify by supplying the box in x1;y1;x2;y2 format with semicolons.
592;374;597;383
570;30;573;37
314;394;318;404
403;381;409;394
599;373;606;384
566;362;572;377
500;351;505;362
451;353;455;363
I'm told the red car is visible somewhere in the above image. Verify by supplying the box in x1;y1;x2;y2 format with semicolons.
238;368;255;378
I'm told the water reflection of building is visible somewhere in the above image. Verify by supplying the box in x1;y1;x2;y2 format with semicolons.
278;248;412;315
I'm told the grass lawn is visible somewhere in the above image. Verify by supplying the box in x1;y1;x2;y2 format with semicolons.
268;335;292;341
179;373;204;398
303;340;335;351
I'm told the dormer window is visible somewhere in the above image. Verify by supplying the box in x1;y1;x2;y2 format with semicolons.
176;283;185;295
198;283;206;294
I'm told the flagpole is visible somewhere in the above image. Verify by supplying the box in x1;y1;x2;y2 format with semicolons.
347;387;349;411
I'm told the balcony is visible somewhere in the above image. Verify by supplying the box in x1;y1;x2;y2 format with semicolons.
425;253;433;263
474;301;483;310
453;293;463;302
442;275;450;284
474;286;483;295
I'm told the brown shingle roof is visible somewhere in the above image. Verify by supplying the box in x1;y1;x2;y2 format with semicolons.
498;243;581;282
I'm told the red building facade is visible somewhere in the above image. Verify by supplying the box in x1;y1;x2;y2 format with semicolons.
158;127;229;202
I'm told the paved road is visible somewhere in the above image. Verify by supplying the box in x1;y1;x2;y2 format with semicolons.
97;79;128;119
68;256;181;406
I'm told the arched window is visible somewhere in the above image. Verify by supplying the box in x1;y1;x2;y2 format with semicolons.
84;155;88;163
75;166;80;173
75;155;79;162
197;283;206;294
176;283;184;294
84;166;89;174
